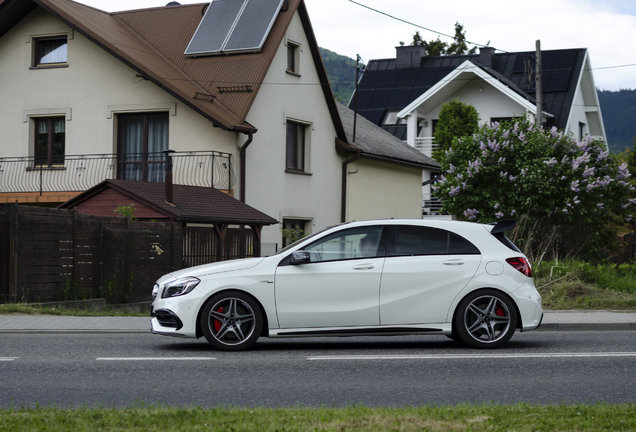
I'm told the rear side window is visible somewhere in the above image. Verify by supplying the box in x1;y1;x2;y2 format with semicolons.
492;232;521;252
393;226;480;256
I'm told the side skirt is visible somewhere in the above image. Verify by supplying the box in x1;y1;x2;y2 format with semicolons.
269;324;451;338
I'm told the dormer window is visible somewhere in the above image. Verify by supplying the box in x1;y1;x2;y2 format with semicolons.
33;36;68;68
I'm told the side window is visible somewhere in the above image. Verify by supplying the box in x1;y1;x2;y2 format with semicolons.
304;226;384;263
285;120;306;172
33;36;68;67
395;226;447;256
393;226;480;256
449;232;480;254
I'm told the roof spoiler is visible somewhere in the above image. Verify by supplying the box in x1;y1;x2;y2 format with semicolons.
489;219;516;234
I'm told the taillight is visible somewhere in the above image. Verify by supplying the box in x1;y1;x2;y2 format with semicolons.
506;257;533;277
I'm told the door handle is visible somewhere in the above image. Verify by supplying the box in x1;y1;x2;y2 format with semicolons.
443;259;465;265
353;263;375;270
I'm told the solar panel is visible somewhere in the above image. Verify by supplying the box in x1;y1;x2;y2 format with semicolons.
184;0;284;56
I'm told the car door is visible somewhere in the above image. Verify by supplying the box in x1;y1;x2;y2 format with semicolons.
379;225;481;325
274;225;387;329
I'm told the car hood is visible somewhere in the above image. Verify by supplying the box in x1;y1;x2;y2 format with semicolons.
157;257;266;283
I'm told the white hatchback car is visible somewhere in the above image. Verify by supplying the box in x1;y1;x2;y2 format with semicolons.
150;219;542;350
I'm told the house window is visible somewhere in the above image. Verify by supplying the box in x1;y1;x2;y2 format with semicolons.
579;122;586;141
33;36;68;67
34;117;65;167
282;219;307;247
286;120;306;172
117;112;168;182
286;41;300;75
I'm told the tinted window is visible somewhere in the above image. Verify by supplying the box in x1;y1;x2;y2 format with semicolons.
449;233;480;254
493;232;521;252
395;226;448;255
393;226;480;256
304;226;384;263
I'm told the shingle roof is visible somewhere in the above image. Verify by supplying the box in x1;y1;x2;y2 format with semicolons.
352;49;586;139
60;179;278;225
336;102;439;170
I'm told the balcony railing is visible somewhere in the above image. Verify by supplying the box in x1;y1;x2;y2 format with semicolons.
414;137;438;156
422;193;443;216
0;151;235;194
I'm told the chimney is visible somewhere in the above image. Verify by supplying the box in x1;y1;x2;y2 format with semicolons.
163;149;175;204
478;47;495;68
395;45;426;69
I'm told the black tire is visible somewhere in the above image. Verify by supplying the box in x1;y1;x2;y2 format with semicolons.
454;289;517;349
200;290;263;351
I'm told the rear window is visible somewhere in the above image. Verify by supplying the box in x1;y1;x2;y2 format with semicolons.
492;231;521;252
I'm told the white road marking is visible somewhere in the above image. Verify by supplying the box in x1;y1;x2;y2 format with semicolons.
307;352;636;361
0;357;19;361
96;357;216;361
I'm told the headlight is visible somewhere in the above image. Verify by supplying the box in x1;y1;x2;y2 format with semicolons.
151;284;160;300
161;276;201;299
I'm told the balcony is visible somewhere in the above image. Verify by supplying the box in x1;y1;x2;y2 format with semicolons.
414;137;438;157
0;151;235;204
422;193;443;216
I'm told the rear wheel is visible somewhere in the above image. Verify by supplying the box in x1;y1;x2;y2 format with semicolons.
200;291;263;351
454;289;517;349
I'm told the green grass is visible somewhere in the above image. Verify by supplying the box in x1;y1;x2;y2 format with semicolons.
0;404;635;431
0;303;148;317
535;260;636;310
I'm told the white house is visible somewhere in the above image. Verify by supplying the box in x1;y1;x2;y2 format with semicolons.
0;0;432;248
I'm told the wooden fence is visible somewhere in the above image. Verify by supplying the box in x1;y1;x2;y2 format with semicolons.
0;205;261;304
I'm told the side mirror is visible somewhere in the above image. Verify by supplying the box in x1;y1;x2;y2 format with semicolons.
290;251;311;265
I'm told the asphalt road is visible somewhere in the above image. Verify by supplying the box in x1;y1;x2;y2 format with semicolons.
2;331;636;408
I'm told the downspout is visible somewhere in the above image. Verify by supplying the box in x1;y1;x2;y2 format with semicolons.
341;149;360;223
239;132;254;203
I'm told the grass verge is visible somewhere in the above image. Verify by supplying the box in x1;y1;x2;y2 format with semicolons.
0;404;635;431
535;260;636;310
0;303;148;317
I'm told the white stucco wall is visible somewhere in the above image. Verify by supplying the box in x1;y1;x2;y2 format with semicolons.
244;10;342;246
0;8;237;161
415;78;529;139
347;158;423;221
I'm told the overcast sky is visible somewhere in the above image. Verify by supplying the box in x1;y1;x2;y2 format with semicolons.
74;0;636;91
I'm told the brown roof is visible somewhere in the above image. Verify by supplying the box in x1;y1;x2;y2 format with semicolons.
59;179;278;225
0;0;346;139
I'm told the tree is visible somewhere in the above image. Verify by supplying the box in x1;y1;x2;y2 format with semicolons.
433;99;480;160
411;22;478;56
433;117;635;262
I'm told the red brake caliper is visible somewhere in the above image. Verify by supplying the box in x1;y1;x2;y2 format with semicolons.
495;307;504;317
214;307;223;332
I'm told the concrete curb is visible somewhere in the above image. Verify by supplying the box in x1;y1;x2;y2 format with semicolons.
536;323;636;332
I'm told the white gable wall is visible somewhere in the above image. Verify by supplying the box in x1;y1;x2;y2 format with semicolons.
245;10;342;245
0;8;237;159
413;78;529;139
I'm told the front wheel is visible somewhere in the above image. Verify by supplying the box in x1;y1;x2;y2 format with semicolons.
454;289;517;349
200;291;263;351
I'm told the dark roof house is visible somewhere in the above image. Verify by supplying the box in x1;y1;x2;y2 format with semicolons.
351;46;606;146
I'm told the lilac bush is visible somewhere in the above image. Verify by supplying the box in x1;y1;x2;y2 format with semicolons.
434;117;635;260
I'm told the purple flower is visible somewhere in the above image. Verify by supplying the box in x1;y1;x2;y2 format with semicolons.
464;208;479;220
573;196;580;204
449;186;461;197
494;203;500;210
582;166;595;178
597;203;604;209
618;163;630;180
626;215;633;222
498;157;506;164
570;180;580;192
500;171;508;178
509;175;517;181
495;211;504;219
562;208;569;214
543;157;558;167
447;164;456;174
510;209;516;216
